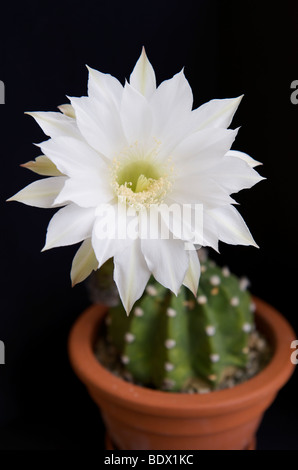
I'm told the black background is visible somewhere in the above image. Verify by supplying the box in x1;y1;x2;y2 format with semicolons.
0;0;297;450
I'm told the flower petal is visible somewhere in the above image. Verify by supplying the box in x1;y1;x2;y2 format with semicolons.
191;95;243;130
71;238;98;286
42;204;96;251
160;200;218;251
129;47;156;99
39;136;107;177
171;127;239;173
58;104;76;118
205;154;265;194
171;175;236;208
21;155;63;176
150;70;193;157
141;236;189;295
70;96;126;158
91;202;133;268
207;205;258;247
7;176;67;208
114;239;151;314
54;174;114;208
225;150;263;168
26;111;80;138
87;66;123;109
120;82;153;145
183;248;201;296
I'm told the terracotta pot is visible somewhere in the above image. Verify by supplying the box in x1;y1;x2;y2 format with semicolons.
68;297;296;450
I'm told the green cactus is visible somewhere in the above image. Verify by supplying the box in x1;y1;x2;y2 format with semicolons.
107;256;254;392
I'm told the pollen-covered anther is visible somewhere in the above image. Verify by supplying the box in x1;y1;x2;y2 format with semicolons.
110;142;173;210
114;176;171;209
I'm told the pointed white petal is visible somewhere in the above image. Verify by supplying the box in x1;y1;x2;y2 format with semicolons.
39;136;107;177
150;70;193;154
120;82;153;144
54;173;114;208
191;95;243;130
171;127;239;173
183;248;201;296
70;96;126;158
160;199;218;251
87;66;123;109
114;239;151;314
7;176;67;208
58;104;76;118
225;150;263;168
171;176;236;208
205;154;265;194
151;69;193;118
21;155;63;176
91;202;133;268
208;205;258;247
71;238;98;286
141;237;189;295
43;204;95;251
129;47;156;99
26;111;80;138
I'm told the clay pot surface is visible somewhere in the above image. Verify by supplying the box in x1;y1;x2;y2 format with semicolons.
68;297;296;450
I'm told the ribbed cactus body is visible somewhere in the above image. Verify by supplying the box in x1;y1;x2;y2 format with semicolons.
108;258;254;391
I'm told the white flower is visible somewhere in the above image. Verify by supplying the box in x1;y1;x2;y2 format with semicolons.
8;48;264;313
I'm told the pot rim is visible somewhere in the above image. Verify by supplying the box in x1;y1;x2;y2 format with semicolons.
68;296;296;417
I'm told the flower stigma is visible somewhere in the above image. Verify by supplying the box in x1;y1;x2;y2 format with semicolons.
111;140;174;210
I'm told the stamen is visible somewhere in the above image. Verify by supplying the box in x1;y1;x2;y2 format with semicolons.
110;140;173;210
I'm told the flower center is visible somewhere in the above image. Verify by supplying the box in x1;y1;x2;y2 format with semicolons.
111;142;173;209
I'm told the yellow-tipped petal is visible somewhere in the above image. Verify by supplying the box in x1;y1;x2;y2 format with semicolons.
183;249;201;296
25;111;79;138
21;155;63;176
71;238;98;286
58;104;76;119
